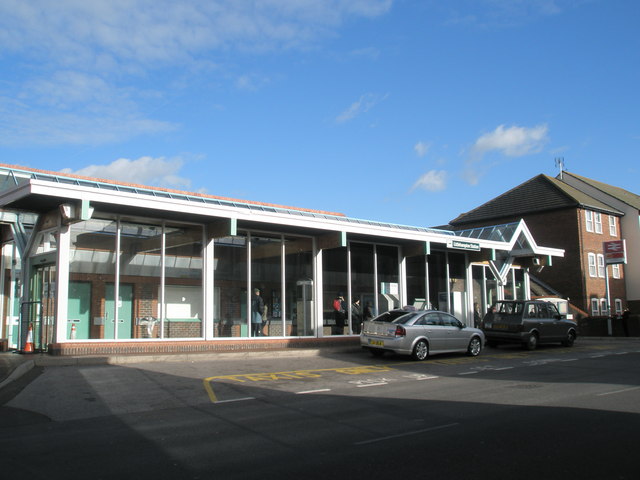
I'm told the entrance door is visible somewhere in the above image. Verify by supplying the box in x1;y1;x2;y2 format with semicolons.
105;284;133;339
30;265;56;350
68;281;91;340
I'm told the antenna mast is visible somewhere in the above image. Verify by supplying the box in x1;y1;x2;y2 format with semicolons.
555;157;565;179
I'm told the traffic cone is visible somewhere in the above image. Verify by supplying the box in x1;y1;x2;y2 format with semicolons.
70;323;77;340
23;323;34;353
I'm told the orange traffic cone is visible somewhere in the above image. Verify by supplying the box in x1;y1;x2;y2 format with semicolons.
23;323;34;353
70;323;77;340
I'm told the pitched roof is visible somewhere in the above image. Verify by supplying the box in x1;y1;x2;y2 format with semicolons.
561;171;640;210
450;174;622;226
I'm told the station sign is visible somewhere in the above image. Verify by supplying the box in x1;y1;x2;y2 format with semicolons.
603;240;626;264
447;239;480;251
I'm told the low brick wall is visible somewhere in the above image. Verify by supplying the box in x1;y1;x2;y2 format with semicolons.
578;314;640;337
47;336;360;356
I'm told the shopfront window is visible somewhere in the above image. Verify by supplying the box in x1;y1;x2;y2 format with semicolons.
322;247;347;336
69;219;117;340
448;253;467;322
251;234;281;337
428;251;447;311
350;243;374;333
406;254;427;311
214;235;247;337
1;242;21;349
119;222;162;339
285;236;314;337
377;245;399;315
163;223;203;338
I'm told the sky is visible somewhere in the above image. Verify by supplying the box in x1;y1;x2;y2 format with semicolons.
0;0;638;228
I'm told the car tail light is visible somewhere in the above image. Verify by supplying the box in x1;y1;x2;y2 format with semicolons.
394;325;406;337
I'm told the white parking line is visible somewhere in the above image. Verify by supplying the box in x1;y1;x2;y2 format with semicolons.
597;386;640;397
357;382;388;388
214;397;256;404
354;423;460;446
296;389;331;395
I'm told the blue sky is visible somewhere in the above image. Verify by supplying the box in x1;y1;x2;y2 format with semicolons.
1;0;638;227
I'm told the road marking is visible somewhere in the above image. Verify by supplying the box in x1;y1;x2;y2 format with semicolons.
296;389;331;395
459;371;478;375
356;382;388;388
596;386;640;397
214;397;256;404
354;423;459;446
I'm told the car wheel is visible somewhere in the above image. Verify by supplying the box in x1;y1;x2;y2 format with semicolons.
412;340;429;361
467;336;482;356
369;348;385;357
523;332;538;350
562;330;576;347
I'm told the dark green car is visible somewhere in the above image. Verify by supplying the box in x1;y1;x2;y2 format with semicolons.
482;300;577;350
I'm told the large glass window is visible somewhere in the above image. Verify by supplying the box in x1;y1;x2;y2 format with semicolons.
285;236;314;337
448;253;467;322
163;223;203;338
322;247;347;336
250;234;281;337
214;235;247;337
428;251;447;311
119;222;162;339
69;219;117;340
377;245;399;315
350;243;375;334
406;255;427;311
69;218;203;340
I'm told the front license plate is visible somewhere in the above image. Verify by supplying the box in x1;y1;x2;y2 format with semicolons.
369;339;384;346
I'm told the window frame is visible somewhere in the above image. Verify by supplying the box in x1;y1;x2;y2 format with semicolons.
609;215;617;236
585;210;594;232
588;253;597;277
614;299;623;315
612;263;621;279
594;212;603;234
597;254;605;278
591;298;599;316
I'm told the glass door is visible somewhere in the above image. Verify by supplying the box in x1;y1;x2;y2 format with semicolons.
29;264;56;350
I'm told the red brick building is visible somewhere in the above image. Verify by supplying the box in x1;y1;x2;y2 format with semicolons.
448;173;628;319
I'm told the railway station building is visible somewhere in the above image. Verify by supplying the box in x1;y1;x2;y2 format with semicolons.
0;163;563;355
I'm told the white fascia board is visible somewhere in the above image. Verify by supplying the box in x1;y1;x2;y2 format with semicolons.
23;180;528;249
0;182;32;207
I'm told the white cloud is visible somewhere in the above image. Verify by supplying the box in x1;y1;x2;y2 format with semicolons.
0;0;394;68
60;156;192;189
414;141;431;157
411;170;447;192
336;93;387;124
472;124;549;157
0;0;393;146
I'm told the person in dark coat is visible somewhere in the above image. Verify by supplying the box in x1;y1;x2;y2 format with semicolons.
332;293;346;335
251;288;264;337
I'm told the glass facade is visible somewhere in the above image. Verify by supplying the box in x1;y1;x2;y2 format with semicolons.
10;210;533;347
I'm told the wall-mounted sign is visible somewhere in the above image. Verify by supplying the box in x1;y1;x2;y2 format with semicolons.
604;240;626;265
447;239;480;251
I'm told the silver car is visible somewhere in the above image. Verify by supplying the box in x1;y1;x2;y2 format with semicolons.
360;310;485;360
